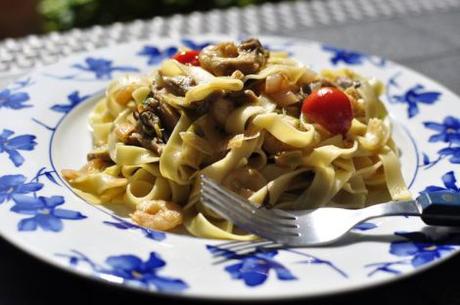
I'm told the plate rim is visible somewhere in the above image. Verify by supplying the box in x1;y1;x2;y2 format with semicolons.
1;34;460;301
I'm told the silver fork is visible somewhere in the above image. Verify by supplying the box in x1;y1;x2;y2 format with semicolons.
200;175;460;246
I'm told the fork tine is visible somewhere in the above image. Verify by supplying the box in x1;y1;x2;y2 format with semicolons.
201;184;297;231
201;193;299;239
212;240;248;249
200;196;258;234
270;208;297;219
201;175;296;220
210;240;273;257
201;186;291;229
201;176;297;226
200;175;300;240
220;240;279;256
202;198;296;243
200;189;288;234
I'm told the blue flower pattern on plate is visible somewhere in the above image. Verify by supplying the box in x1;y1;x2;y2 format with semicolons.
390;232;456;267
0;129;37;167
104;216;166;241
51;91;91;113
180;38;212;50
392;85;441;118
425;116;460;144
138;45;178;65
422;116;460;167
10;195;86;232
322;45;385;67
386;73;441;118
0;88;90;232
1;168;85;232
366;231;460;276
30;166;60;186
207;246;296;287
207;245;347;287
0;89;30;110
0;78;33;110
58;250;188;292
0;174;42;204
35;89;94;132
137;39;212;65
423;171;459;193
73;57;140;79
46;58;140;81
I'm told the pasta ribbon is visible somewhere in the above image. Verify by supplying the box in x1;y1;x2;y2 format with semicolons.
63;39;411;239
253;113;316;148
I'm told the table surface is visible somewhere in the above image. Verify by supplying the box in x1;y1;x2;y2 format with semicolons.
1;0;460;304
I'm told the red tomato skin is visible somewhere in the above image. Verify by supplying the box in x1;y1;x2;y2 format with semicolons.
172;50;200;66
301;87;353;135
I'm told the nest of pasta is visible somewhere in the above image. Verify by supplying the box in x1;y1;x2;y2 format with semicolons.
63;38;411;240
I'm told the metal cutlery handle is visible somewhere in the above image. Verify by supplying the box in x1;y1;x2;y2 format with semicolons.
354;191;460;227
355;199;420;221
418;191;460;226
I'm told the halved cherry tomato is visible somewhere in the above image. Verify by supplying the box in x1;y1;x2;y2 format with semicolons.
172;50;200;66
301;87;353;135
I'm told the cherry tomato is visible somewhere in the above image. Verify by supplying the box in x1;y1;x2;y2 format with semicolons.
172;50;200;66
301;87;353;135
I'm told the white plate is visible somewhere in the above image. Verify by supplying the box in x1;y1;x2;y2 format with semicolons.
1;35;460;301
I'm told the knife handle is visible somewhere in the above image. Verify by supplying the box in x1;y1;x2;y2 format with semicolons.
418;191;460;226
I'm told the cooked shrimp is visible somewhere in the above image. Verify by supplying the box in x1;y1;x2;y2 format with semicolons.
130;200;183;231
114;122;135;142
61;158;109;181
61;169;80;181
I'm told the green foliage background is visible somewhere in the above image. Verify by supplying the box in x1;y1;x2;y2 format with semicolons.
39;0;286;32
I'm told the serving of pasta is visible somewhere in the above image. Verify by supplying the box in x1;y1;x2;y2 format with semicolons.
62;38;411;240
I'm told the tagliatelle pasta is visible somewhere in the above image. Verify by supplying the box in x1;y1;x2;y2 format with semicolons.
62;38;411;240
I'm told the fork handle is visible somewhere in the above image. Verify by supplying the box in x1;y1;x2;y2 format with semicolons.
418;191;460;226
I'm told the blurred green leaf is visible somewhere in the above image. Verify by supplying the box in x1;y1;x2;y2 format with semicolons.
38;0;290;32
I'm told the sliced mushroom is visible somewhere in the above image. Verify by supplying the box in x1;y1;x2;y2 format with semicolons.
283;105;301;118
336;77;354;89
262;132;295;154
86;146;112;162
137;95;179;141
139;110;163;139
336;77;361;89
160;74;196;96
210;97;234;127
274;150;303;169
157;103;179;137
199;38;269;76
126;132;165;155
226;89;258;104
309;79;337;92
